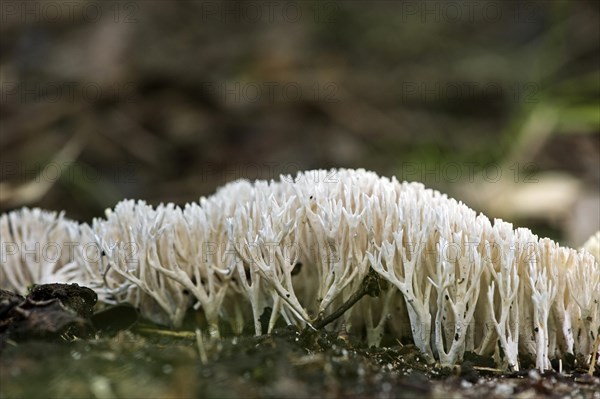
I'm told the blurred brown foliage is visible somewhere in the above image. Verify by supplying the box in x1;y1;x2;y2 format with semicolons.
1;0;598;243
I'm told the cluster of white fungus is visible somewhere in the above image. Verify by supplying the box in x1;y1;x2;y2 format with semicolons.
0;208;84;290
1;169;598;371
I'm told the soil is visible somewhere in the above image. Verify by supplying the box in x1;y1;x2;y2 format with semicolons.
1;284;599;399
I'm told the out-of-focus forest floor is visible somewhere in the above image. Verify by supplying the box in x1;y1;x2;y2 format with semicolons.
1;321;599;398
1;0;598;244
0;281;599;398
1;1;599;398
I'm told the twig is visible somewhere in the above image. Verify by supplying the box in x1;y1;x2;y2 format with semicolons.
472;366;504;373
313;270;381;330
136;327;195;339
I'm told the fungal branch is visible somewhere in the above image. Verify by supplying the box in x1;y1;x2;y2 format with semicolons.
229;189;313;328
429;233;485;366
85;201;192;328
485;223;521;370
567;249;600;359
368;230;435;362
0;209;83;294
1;169;598;372
528;242;558;372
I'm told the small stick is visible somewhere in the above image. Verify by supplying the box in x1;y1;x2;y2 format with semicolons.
313;285;369;330
472;366;504;373
313;270;381;330
136;327;196;339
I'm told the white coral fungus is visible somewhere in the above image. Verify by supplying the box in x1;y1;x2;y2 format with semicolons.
1;169;598;370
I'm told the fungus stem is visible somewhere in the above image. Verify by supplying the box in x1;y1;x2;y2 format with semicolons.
196;328;208;364
589;333;600;376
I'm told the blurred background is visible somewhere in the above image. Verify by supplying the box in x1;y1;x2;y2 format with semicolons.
0;0;598;246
